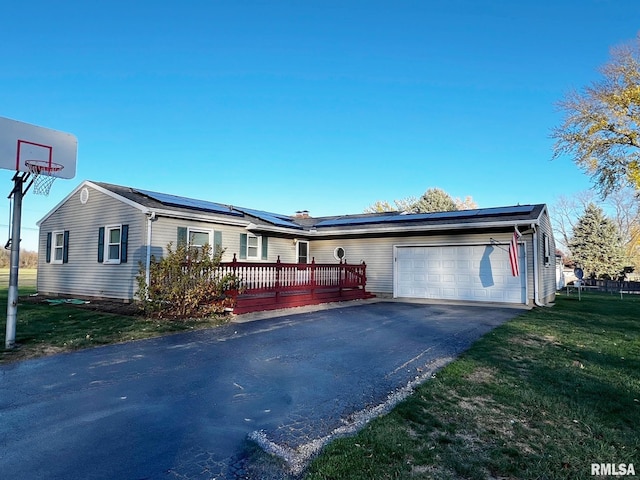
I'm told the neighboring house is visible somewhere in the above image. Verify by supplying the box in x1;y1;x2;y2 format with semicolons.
37;181;556;306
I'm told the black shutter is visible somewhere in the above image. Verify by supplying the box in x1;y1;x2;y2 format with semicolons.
214;231;222;253
121;225;129;263
62;231;69;264
98;227;105;263
177;227;187;247
45;232;52;263
239;233;247;259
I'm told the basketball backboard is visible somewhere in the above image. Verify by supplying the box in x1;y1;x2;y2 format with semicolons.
0;116;77;179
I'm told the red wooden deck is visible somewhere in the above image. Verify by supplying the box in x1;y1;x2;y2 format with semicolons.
218;255;374;314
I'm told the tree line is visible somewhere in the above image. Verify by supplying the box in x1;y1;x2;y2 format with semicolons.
0;249;39;269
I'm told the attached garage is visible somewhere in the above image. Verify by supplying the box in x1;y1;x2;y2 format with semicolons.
394;244;526;304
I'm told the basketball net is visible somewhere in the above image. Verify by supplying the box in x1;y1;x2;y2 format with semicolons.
25;160;63;196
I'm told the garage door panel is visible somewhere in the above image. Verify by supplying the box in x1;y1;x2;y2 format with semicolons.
396;245;525;304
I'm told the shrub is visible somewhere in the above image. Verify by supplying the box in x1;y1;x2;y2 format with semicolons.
136;243;241;319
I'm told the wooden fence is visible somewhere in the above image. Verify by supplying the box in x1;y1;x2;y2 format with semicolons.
583;279;640;295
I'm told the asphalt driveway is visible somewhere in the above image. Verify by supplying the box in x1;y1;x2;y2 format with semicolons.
0;301;522;479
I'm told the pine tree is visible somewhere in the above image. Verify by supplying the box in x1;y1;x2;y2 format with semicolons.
410;188;458;213
568;203;625;279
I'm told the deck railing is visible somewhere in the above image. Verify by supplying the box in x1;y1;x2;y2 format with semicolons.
217;254;367;295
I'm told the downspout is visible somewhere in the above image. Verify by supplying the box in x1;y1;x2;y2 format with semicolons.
531;224;545;307
145;211;156;298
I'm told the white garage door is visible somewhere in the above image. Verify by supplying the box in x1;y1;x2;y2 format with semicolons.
395;245;526;304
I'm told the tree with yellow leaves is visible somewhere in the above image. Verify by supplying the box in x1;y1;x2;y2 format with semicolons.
552;36;640;196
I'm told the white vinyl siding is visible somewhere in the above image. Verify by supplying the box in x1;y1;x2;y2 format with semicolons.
310;232;535;304
38;186;144;300
148;217;300;264
538;210;557;304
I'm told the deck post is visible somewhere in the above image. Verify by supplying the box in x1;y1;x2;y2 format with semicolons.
275;256;281;305
362;261;367;294
310;257;316;300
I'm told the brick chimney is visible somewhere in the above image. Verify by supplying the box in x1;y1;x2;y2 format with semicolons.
294;210;310;219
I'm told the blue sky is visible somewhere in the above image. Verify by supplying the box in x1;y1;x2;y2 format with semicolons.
1;0;639;251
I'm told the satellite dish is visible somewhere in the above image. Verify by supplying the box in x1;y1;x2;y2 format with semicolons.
574;268;584;280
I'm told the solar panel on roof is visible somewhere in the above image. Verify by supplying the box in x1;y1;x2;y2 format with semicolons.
234;207;303;229
314;205;536;228
136;189;242;216
477;205;535;215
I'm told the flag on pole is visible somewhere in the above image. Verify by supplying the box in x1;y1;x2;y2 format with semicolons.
509;228;520;277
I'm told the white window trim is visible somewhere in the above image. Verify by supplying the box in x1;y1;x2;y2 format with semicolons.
297;240;310;264
51;230;65;265
543;233;551;266
187;227;213;248
246;234;261;260
104;224;122;265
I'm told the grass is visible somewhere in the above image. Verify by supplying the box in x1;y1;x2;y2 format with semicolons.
0;269;230;364
304;292;640;480
2;272;639;478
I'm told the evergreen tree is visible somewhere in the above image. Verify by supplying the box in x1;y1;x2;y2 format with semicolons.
410;187;458;213
568;203;625;278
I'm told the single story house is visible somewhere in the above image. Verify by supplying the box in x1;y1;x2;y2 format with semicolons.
36;181;556;307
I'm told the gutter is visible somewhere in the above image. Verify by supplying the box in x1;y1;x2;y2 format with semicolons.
150;208;249;226
145;211;156;298
249;219;536;237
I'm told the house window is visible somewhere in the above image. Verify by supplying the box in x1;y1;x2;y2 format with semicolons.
106;225;122;263
543;233;551;266
247;235;260;259
46;230;69;264
98;225;129;264
52;231;65;264
188;228;212;256
240;233;268;260
297;240;309;264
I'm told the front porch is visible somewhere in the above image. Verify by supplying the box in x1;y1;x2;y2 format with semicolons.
219;255;374;314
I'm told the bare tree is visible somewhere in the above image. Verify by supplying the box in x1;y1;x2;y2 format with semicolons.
551;188;640;269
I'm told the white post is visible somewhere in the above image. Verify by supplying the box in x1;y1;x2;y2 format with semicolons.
5;175;24;349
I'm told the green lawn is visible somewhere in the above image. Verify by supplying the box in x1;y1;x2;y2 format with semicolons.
2;273;638;479
305;292;640;480
0;269;229;363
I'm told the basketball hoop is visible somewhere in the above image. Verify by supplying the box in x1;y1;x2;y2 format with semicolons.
25;160;64;196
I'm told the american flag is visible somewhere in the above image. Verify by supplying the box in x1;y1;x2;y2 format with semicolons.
509;229;520;277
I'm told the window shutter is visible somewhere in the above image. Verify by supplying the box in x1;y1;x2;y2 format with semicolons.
98;227;105;263
121;224;129;263
261;236;268;260
214;231;222;253
46;232;52;263
63;231;69;264
177;227;187;247
239;233;247;259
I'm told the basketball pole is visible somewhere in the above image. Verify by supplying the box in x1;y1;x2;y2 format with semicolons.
5;174;25;349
